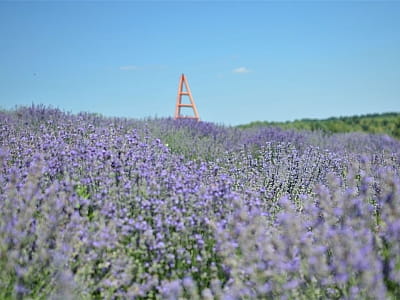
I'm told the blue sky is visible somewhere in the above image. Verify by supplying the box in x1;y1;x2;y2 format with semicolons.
0;1;399;125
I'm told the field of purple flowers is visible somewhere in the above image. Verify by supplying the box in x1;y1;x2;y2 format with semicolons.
1;105;400;299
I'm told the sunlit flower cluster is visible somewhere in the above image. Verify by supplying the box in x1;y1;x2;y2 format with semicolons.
1;105;399;299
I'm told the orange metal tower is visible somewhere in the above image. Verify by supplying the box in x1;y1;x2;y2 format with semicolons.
174;74;200;121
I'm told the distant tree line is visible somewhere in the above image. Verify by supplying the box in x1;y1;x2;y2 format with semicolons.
238;112;400;139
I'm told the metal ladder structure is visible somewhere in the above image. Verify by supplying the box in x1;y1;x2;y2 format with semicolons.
174;74;200;121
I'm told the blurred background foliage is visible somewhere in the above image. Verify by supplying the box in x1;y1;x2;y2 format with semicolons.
238;112;400;140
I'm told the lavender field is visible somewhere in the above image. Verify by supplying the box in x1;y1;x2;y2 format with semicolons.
1;105;400;299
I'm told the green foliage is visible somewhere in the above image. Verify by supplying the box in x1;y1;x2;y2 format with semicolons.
75;185;90;199
238;112;400;139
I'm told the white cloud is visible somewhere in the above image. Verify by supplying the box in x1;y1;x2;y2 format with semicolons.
119;65;138;71
233;67;250;74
